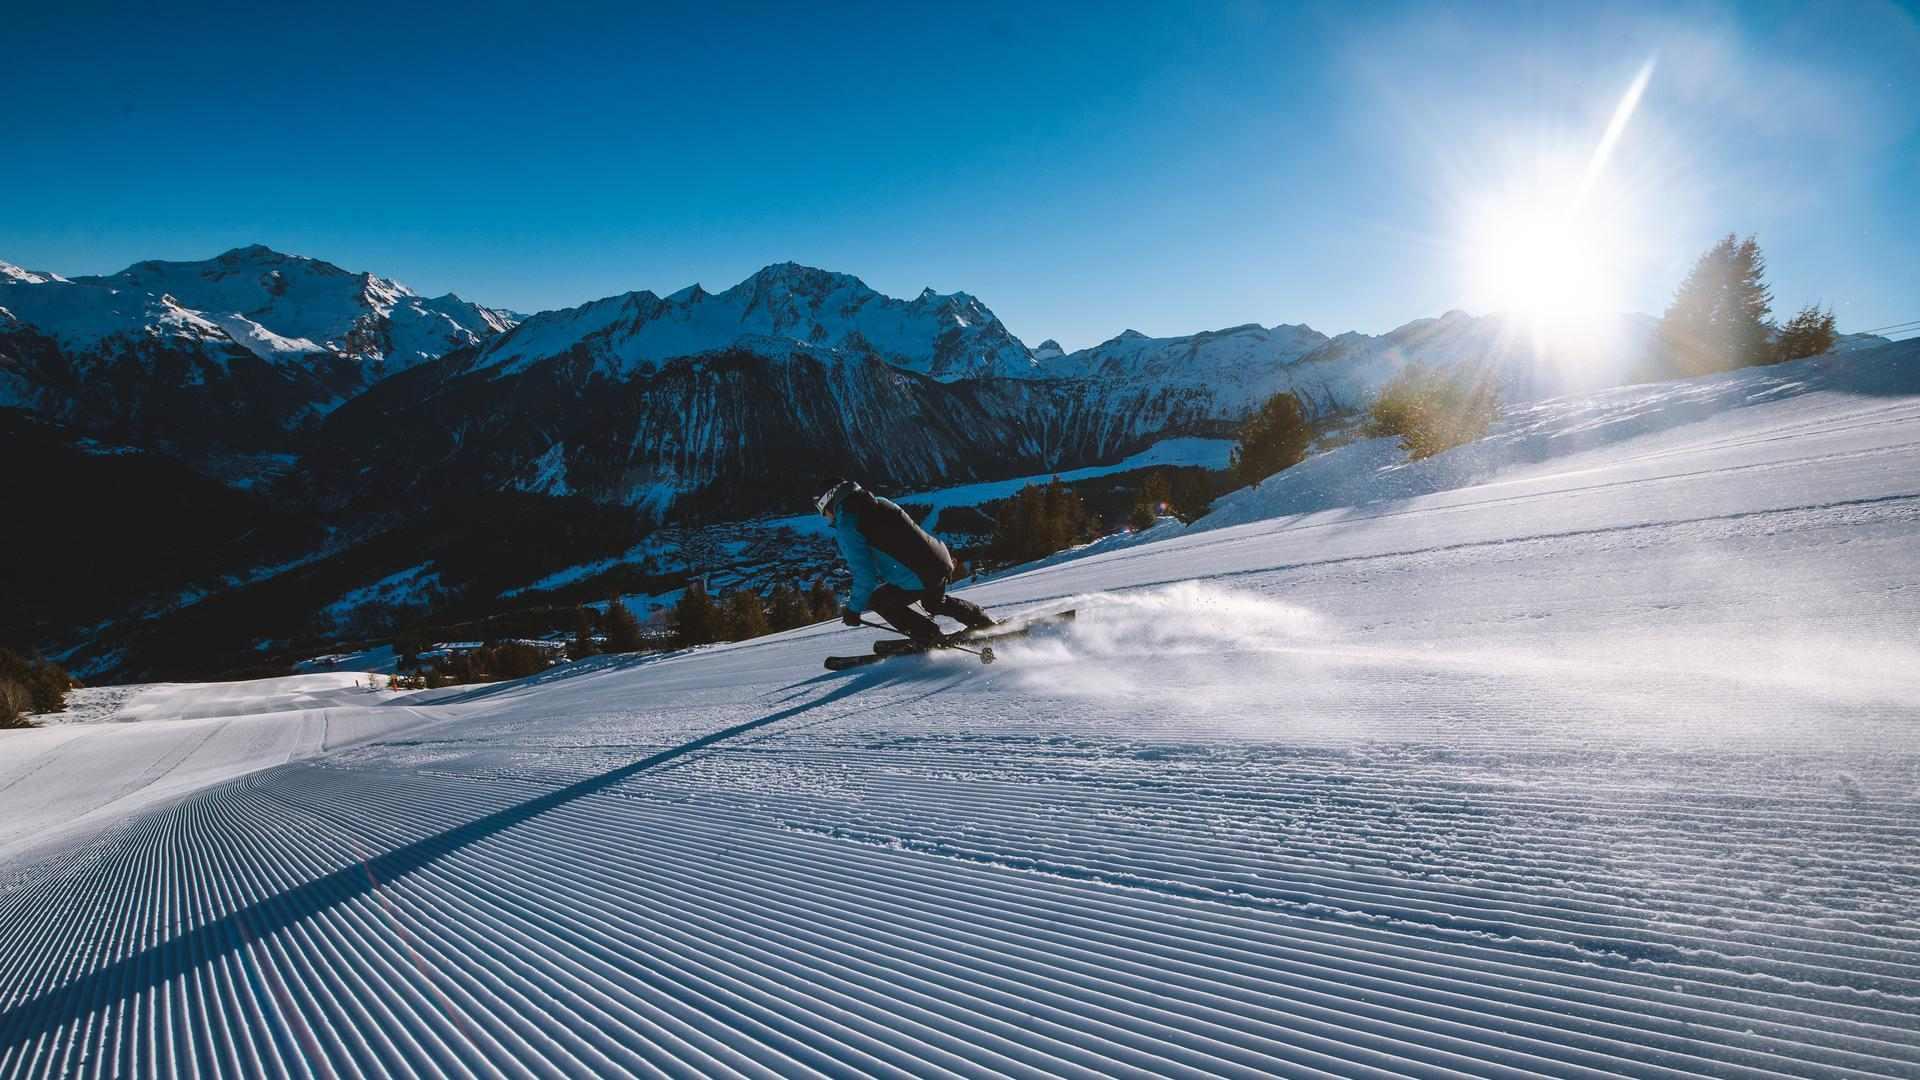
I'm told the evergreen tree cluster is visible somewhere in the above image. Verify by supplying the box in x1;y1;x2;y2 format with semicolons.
671;578;838;647
603;597;645;652
987;479;1099;567
0;649;74;729
1129;470;1215;530
1230;391;1315;487
1657;234;1839;374
1365;363;1502;460
1773;305;1838;365
394;641;559;689
1659;234;1774;375
568;605;598;660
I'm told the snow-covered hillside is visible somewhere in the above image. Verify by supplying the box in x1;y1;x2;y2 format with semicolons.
3;344;1917;1076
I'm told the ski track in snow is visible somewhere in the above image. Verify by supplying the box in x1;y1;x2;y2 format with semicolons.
5;375;1920;1076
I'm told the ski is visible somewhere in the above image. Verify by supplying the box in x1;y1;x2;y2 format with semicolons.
828;641;967;669
873;608;1076;656
824;652;893;671
828;608;1076;669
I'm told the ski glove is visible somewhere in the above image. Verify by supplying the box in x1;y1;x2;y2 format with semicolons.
841;606;862;627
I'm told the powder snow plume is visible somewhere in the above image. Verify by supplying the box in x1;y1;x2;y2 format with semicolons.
987;576;1920;746
994;581;1354;724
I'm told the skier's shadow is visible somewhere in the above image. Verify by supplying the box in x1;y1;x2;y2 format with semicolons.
0;665;919;1054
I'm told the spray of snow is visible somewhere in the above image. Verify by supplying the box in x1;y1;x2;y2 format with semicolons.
993;582;1348;723
987;573;1920;742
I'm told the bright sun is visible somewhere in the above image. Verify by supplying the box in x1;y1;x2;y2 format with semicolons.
1469;197;1618;322
1460;60;1655;329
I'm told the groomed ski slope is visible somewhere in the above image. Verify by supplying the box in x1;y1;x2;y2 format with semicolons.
4;344;1920;1078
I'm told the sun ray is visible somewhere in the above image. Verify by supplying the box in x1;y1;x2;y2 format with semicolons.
1576;59;1657;206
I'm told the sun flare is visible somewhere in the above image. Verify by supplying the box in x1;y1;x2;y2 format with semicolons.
1469;198;1617;322
1459;60;1656;330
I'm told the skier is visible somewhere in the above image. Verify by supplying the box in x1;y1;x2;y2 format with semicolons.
816;478;995;648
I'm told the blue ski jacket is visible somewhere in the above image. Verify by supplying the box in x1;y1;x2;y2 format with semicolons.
829;486;954;612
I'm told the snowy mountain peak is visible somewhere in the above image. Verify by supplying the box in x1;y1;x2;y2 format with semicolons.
476;263;1036;381
1;246;515;450
1033;339;1066;361
735;261;864;301
56;245;514;369
1;259;66;285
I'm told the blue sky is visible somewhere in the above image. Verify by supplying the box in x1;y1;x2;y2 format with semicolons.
5;0;1916;348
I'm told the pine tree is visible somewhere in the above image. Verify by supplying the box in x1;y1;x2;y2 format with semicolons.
673;580;723;646
722;590;772;640
1169;470;1214;522
769;582;811;630
394;624;429;667
1130;471;1172;531
807;578;840;622
989;479;1095;566
1231;391;1313;487
1772;304;1837;364
604;596;645;652
567;605;597;660
1660;234;1774;374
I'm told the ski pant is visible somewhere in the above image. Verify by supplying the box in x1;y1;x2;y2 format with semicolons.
868;581;994;643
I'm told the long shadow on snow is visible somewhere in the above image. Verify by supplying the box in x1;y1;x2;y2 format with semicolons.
0;663;920;1053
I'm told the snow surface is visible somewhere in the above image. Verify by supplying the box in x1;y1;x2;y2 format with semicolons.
0;674;435;876
3;345;1920;1075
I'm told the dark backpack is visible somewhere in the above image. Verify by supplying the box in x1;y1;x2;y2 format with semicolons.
843;486;954;591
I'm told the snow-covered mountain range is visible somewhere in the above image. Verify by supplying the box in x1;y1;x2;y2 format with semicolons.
0;246;513;452
3;243;1731;530
8;245;1863;516
467;261;1034;382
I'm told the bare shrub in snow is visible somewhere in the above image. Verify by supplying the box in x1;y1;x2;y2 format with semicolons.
0;649;72;719
1366;363;1501;460
0;679;33;729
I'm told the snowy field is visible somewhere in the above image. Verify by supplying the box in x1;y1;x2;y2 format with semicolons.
3;345;1920;1077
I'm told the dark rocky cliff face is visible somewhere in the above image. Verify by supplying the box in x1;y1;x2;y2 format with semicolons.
0;325;363;454
288;345;1236;522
